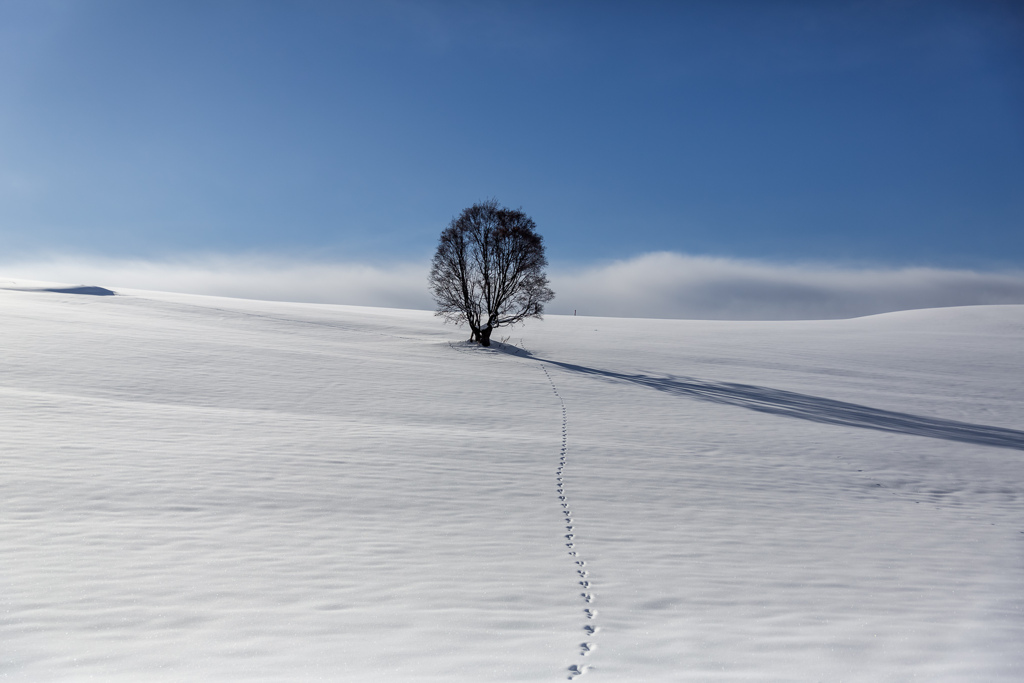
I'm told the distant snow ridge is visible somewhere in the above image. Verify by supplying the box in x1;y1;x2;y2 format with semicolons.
542;366;596;680
0;279;115;296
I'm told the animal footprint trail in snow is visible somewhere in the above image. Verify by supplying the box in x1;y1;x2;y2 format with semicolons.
540;366;598;678
567;664;590;679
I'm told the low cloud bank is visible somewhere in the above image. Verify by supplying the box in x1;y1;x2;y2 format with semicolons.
4;252;1024;320
0;255;436;310
549;252;1024;320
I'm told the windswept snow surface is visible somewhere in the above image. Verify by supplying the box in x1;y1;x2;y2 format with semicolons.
2;286;1022;681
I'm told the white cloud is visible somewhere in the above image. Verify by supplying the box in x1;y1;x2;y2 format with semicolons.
3;251;1024;320
548;252;1024;319
0;254;436;310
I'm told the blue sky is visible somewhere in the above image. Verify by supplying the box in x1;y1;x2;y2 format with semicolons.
2;1;1023;317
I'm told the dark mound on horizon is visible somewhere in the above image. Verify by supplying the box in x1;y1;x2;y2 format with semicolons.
43;286;116;296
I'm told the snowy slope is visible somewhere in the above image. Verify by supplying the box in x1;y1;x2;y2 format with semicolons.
1;285;1022;682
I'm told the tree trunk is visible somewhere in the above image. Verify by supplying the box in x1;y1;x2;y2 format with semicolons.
479;324;493;347
469;325;480;342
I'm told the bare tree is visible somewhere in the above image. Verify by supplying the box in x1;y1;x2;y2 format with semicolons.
429;199;555;347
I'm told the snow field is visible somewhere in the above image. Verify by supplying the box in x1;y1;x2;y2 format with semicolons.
1;286;1022;681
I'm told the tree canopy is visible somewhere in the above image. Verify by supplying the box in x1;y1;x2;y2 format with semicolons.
429;200;554;346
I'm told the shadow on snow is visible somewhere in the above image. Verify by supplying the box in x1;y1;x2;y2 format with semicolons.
536;358;1024;452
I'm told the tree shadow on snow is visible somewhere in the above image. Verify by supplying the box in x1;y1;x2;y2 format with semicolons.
537;358;1024;452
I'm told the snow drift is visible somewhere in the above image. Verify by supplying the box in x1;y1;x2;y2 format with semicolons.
1;283;1022;681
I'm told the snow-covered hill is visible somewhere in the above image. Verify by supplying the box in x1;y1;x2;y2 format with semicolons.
2;284;1022;682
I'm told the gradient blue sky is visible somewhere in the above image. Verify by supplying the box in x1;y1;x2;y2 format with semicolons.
2;0;1022;269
